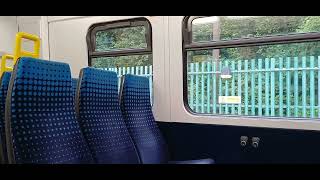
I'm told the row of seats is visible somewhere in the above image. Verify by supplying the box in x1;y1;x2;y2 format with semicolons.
0;57;214;164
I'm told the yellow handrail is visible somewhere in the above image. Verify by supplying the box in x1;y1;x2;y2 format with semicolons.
13;32;40;64
0;32;41;77
0;54;14;76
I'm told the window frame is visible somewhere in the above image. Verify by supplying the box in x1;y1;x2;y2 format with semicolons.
86;17;152;66
182;16;320;119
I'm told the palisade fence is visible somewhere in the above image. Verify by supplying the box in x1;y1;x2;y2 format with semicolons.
102;66;153;105
103;55;320;119
188;56;320;118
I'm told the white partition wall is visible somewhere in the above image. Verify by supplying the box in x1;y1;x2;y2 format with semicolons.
17;16;49;59
0;16;18;56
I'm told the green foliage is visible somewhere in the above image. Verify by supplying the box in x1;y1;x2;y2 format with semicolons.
93;26;151;68
92;55;151;69
298;16;320;32
96;26;147;51
190;16;320;62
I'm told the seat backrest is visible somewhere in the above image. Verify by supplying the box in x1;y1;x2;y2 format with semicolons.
0;72;11;164
75;67;140;164
5;57;93;164
119;74;169;164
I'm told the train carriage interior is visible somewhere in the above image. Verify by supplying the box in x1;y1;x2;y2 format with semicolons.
1;16;320;165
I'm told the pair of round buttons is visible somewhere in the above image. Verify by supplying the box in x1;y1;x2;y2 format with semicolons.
240;136;260;148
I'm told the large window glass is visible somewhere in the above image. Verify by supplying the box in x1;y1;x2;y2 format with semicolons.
95;26;148;51
183;16;320;119
191;16;319;43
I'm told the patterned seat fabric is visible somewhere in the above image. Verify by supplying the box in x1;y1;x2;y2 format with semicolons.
5;57;93;164
75;67;140;164
120;74;215;164
72;78;78;98
120;74;169;164
0;72;11;164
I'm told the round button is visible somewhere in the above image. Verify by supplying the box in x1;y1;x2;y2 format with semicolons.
240;141;247;146
252;141;259;148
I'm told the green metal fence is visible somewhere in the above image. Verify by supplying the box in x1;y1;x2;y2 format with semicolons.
103;55;320;119
188;56;320;118
103;65;153;105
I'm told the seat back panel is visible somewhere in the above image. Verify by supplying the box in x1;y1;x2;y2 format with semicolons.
76;68;140;164
0;72;11;163
120;74;169;164
5;57;93;164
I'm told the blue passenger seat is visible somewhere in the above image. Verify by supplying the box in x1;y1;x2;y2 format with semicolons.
0;72;11;164
119;74;215;164
5;57;93;164
75;67;140;164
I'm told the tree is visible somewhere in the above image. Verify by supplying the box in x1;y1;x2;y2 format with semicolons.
93;26;151;69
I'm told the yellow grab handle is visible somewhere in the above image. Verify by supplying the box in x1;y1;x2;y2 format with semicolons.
14;32;40;64
0;54;14;76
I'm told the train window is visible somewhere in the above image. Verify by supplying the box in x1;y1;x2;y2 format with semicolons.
87;18;152;68
87;18;153;103
183;16;320;119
